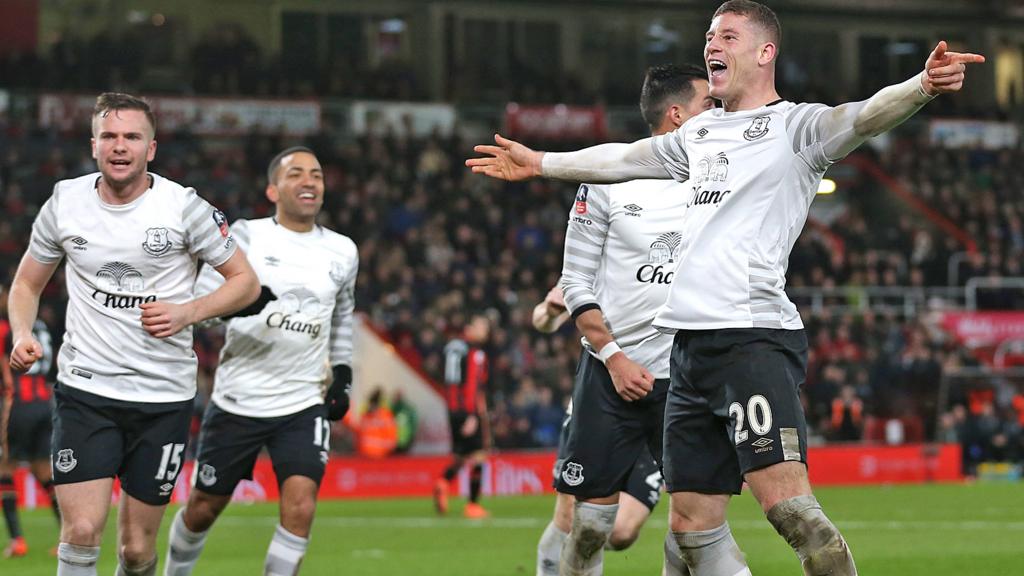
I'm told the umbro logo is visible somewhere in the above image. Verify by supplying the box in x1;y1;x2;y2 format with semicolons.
696;127;709;139
71;236;88;251
752;436;774;454
624;204;643;212
265;256;280;267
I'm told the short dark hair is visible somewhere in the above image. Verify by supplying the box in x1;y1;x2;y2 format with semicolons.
639;64;708;131
266;146;316;184
92;92;156;136
714;0;782;47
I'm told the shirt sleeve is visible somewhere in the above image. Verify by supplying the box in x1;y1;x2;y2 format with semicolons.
193;219;249;298
560;184;610;319
28;185;65;264
651;125;691;182
788;74;936;172
181;189;237;268
785;103;835;172
542;137;674;184
329;247;358;367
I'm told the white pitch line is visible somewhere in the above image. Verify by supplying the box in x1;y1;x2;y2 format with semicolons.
22;514;1024;531
212;516;1024;531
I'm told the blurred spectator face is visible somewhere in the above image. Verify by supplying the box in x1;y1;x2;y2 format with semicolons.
91;109;156;189
465;315;490;344
267;151;324;223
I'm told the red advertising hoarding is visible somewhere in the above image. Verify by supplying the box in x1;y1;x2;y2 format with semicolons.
940;311;1024;348
504;103;607;141
12;445;960;508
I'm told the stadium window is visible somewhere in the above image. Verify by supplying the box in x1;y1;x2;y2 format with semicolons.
371;16;409;65
995;38;1024;110
327;14;366;69
893;38;928;85
281;12;320;78
858;35;890;94
644;19;681;67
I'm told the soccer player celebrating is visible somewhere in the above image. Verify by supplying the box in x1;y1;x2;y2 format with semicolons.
532;285;664;575
532;63;715;576
0;284;61;558
163;147;358;576
434;312;492;519
467;2;984;574
7;92;260;576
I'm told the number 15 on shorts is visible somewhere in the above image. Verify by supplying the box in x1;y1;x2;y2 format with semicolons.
156;443;186;480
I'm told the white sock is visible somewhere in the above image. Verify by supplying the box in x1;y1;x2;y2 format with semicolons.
264;524;309;576
116;555;157;576
662;530;691;576
537;520;569;576
673;523;751;576
559;502;617;576
57;542;100;576
164;508;210;576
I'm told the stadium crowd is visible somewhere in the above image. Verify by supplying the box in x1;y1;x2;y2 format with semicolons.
1;108;1021;469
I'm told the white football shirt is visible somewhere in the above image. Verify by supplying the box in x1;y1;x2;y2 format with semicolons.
28;172;237;402
651;101;835;331
560;179;687;378
195;217;358;418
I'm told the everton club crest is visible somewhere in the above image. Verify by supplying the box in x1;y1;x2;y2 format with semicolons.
743;115;771;141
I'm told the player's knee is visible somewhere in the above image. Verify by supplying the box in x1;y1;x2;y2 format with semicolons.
767;496;856;576
606;526;640;551
62;517;104;545
281;495;317;528
118;540;155;567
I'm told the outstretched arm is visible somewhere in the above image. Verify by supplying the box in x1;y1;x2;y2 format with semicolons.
816;41;985;162
466;134;674;184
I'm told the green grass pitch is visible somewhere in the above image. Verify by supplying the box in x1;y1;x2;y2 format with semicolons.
6;482;1022;574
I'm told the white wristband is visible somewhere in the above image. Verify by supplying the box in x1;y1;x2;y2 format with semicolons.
597;342;621;364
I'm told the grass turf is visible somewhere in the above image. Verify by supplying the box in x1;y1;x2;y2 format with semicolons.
5;482;1022;574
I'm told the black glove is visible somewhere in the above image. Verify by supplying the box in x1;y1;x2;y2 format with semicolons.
222;285;277;320
326;364;352;421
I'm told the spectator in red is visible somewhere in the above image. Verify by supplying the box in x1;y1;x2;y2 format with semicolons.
831;385;864;442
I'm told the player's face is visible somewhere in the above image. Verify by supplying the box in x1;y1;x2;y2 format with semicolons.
91;109;156;189
704;12;765;101
268;151;324;222
680;79;715;120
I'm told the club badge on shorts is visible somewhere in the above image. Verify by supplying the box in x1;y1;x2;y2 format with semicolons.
561;461;585;487
54;448;78;473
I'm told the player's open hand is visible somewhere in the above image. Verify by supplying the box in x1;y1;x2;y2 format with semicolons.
466;134;543;181
921;41;985;96
9;337;42;372
606;353;654;402
141;300;196;338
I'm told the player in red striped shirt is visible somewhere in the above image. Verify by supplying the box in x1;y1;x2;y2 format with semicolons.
434;313;492;519
0;283;62;558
